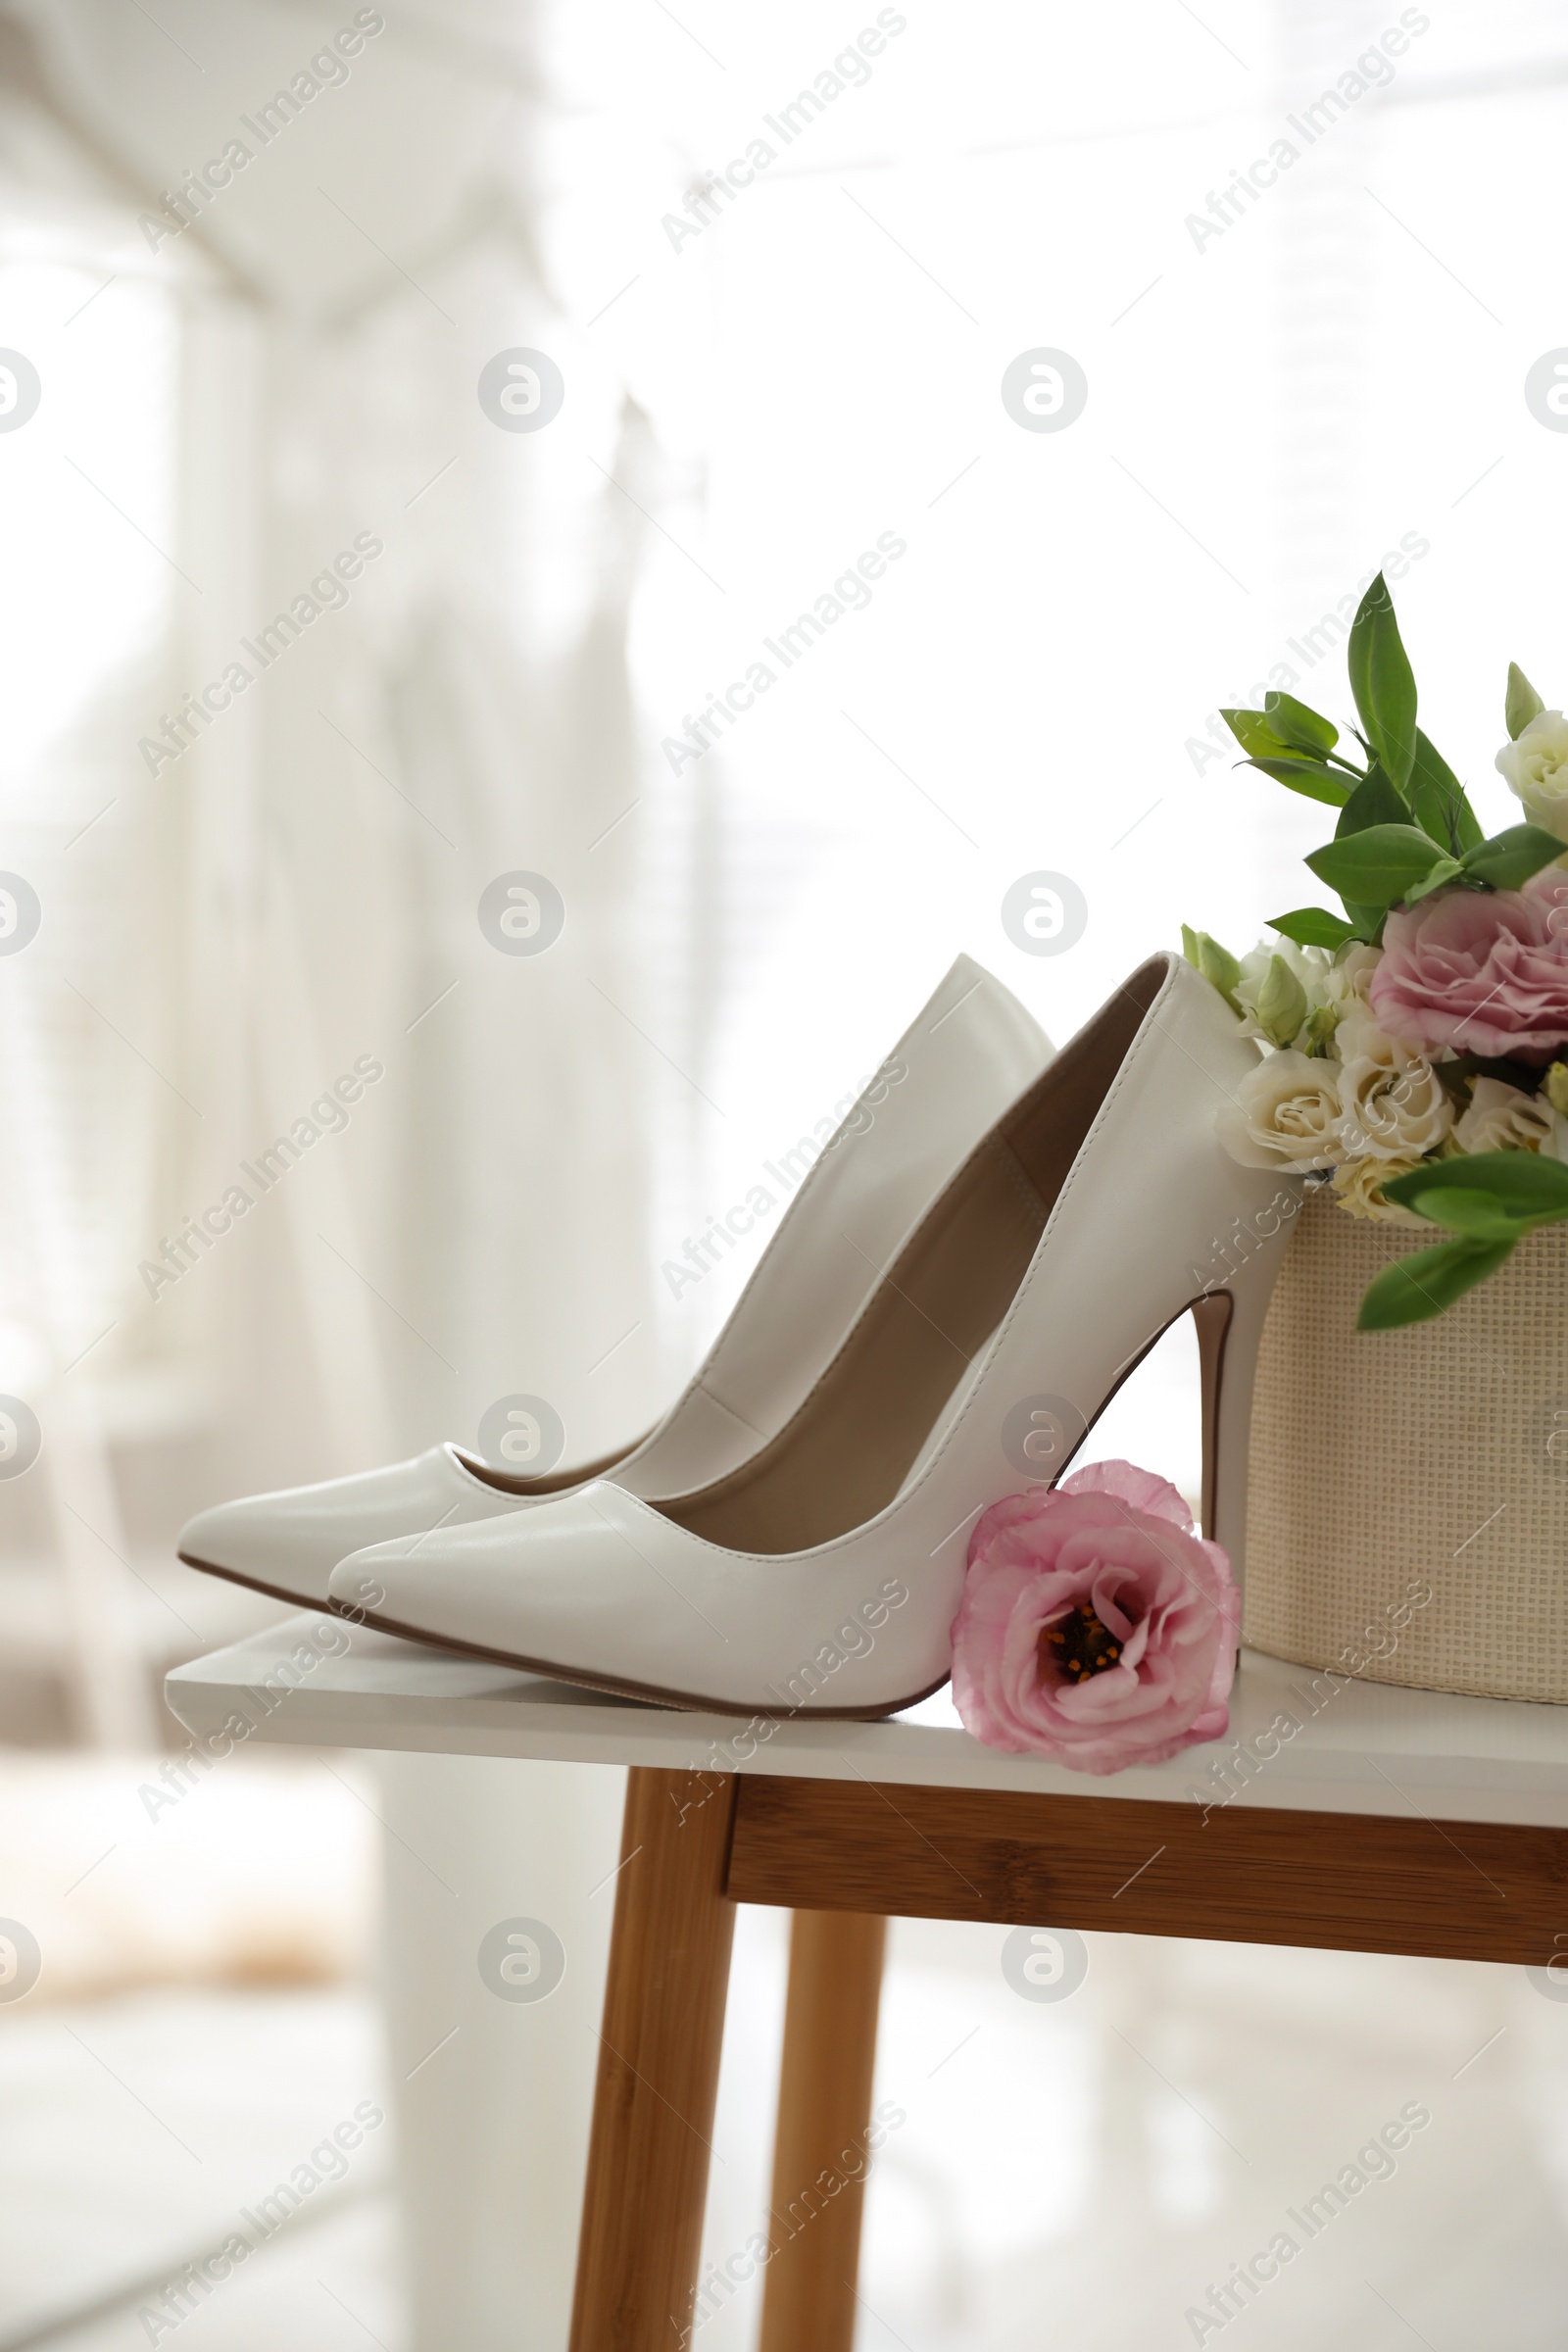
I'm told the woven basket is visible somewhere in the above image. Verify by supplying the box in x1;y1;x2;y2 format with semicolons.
1244;1188;1568;1703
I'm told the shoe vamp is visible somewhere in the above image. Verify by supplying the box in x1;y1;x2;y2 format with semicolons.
356;1494;951;1709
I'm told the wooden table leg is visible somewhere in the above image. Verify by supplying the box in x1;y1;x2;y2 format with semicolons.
569;1768;737;2352
759;1909;888;2352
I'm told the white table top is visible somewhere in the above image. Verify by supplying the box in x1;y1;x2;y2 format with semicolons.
163;1616;1568;1831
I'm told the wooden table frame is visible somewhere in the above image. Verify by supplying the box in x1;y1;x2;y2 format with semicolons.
161;1625;1568;2350
567;1764;1568;2351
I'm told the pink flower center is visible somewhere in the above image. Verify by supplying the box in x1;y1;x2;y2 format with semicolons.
1040;1597;1131;1685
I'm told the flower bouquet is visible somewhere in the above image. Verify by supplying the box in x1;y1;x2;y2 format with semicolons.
1185;573;1568;1328
1188;576;1568;1705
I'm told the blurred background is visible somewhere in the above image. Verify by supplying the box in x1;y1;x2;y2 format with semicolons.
2;0;1568;2344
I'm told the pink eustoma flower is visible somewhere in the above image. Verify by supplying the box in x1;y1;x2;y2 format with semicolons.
951;1459;1239;1773
1370;870;1568;1065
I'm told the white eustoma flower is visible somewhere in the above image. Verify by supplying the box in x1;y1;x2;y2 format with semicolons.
1453;1076;1554;1154
1217;1050;1343;1170
1336;1014;1452;1160
1496;709;1568;844
1323;941;1381;1021
1331;1155;1427;1225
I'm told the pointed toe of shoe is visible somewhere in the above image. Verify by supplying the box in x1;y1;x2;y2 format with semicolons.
326;1490;691;1680
178;1445;533;1611
324;1512;603;1654
177;1492;341;1609
327;1535;443;1630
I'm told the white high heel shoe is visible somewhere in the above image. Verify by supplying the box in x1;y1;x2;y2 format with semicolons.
328;954;1300;1715
176;957;1052;1607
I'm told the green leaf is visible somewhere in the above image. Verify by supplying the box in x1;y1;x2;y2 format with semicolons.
1262;691;1339;756
1222;709;1354;805
1402;855;1464;906
1347;572;1418;794
1180;922;1200;965
1335;762;1408;838
1405;1186;1532;1243
1506;662;1544;741
1357;1237;1517;1330
1459;823;1565;891
1383;1150;1568;1220
1221;709;1289;760
1243;758;1350;808
1408;730;1483;855
1268;906;1361;950
1305;823;1451;911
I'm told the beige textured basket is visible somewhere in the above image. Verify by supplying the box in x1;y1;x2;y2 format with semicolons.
1244;1189;1568;1702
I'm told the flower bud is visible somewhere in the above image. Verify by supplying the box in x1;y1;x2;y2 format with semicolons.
1182;928;1242;1013
1252;954;1309;1049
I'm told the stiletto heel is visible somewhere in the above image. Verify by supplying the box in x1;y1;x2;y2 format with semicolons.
1191;1219;1294;1589
1192;1291;1232;1547
330;954;1303;1717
